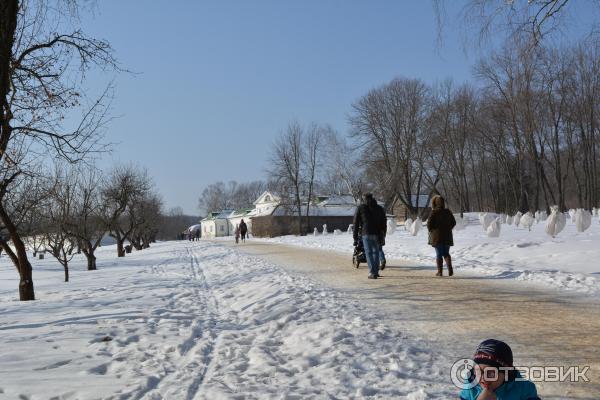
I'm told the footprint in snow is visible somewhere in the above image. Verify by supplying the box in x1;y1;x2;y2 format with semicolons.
87;363;109;375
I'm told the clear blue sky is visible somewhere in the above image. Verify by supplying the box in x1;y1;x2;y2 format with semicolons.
79;1;598;215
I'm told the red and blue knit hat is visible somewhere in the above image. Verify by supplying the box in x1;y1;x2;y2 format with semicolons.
472;339;513;369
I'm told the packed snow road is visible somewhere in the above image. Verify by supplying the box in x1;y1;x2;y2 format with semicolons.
227;240;600;399
0;241;457;399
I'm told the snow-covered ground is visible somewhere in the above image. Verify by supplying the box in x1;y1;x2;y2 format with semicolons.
0;241;455;399
255;213;600;296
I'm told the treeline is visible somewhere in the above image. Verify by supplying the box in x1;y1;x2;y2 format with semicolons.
202;37;600;222
353;37;600;217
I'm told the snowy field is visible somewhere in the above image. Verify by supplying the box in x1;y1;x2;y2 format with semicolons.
255;213;600;296
0;241;456;399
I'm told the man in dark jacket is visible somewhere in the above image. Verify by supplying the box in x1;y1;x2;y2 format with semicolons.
239;219;248;242
353;193;387;279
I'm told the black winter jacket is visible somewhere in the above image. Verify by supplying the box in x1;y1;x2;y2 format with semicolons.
353;199;386;242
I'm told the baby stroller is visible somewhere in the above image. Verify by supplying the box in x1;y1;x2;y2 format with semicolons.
352;237;366;268
353;235;386;270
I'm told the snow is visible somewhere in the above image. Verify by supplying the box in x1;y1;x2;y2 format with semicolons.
0;241;456;398
257;213;600;296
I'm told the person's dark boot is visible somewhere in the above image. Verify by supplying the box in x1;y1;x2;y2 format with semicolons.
444;255;453;276
436;258;443;276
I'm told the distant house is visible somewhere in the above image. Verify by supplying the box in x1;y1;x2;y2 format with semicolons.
252;191;281;216
391;194;432;221
200;210;234;238
251;194;358;237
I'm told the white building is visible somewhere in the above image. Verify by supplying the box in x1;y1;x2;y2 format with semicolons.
200;210;234;238
252;191;281;216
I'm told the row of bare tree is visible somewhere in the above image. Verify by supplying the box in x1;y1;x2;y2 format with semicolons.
10;165;162;283
1;1;123;300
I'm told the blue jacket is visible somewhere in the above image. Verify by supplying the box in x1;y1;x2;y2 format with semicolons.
459;372;540;400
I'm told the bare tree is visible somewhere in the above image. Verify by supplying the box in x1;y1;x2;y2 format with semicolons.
321;129;366;202
0;0;117;300
198;180;267;214
350;78;434;218
102;165;151;257
434;0;600;48
270;121;304;234
67;167;104;270
198;181;236;213
130;192;163;250
43;168;78;282
303;123;322;233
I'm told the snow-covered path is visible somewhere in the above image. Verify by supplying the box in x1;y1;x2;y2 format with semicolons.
0;241;456;399
229;240;600;399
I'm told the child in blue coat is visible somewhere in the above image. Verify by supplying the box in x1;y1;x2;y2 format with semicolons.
460;339;540;400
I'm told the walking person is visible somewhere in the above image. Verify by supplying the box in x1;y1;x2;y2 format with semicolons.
353;193;386;279
234;224;240;244
239;219;248;243
195;229;200;241
426;195;456;276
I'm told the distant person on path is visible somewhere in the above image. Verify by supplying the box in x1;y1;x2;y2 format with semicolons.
353;193;386;279
235;224;240;244
426;195;456;276
239;219;248;242
460;339;540;400
195;229;200;241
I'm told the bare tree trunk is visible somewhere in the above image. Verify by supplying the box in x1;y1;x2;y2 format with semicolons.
117;238;125;257
82;247;97;271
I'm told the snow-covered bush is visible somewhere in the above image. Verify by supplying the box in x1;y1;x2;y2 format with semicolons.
313;227;319;236
386;218;397;234
404;218;413;231
480;213;495;231
519;212;535;231
333;229;342;235
569;209;576;223
322;224;328;235
545;206;567;237
575;209;592;233
347;224;353;234
453;214;467;231
409;218;421;236
506;215;514;225
486;217;501;238
514;211;523;227
499;213;507;224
